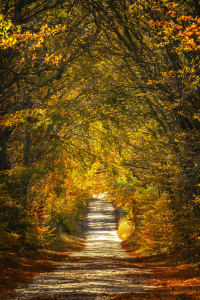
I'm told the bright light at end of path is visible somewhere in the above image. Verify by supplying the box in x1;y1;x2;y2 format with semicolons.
92;192;109;199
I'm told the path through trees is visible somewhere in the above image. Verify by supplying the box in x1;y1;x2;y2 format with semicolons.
13;198;156;299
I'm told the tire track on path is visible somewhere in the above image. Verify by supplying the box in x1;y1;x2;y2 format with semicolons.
13;198;157;299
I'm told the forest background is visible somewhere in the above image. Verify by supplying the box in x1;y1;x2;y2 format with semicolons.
0;0;200;260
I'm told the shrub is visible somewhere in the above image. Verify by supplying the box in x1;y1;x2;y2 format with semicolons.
118;217;135;239
0;227;19;250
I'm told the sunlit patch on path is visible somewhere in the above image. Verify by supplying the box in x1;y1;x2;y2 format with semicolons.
13;198;157;299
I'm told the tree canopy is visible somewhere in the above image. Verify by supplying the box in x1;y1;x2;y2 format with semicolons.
0;0;200;257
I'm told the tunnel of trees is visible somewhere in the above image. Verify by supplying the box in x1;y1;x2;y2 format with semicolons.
0;0;200;258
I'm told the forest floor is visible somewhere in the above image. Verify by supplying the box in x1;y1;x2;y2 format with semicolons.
0;199;199;300
0;234;84;300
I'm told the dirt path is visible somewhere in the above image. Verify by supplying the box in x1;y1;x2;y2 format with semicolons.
13;199;157;300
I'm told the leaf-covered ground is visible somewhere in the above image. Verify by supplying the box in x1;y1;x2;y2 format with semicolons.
11;200;156;299
116;242;200;300
0;234;84;300
0;200;199;300
0;249;67;299
2;248;198;300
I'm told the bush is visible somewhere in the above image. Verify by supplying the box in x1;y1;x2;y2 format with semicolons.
0;227;19;250
25;222;56;249
118;217;135;239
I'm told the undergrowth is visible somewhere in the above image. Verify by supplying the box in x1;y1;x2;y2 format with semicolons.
118;217;135;239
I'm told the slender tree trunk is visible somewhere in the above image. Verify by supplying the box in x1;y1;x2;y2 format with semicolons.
0;127;12;172
20;126;31;213
19;126;31;244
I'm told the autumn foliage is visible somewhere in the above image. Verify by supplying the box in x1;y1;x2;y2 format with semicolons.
0;0;200;266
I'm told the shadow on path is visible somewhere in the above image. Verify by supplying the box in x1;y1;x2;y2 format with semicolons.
13;199;157;299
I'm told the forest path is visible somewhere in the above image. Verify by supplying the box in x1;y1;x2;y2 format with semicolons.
13;198;156;300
